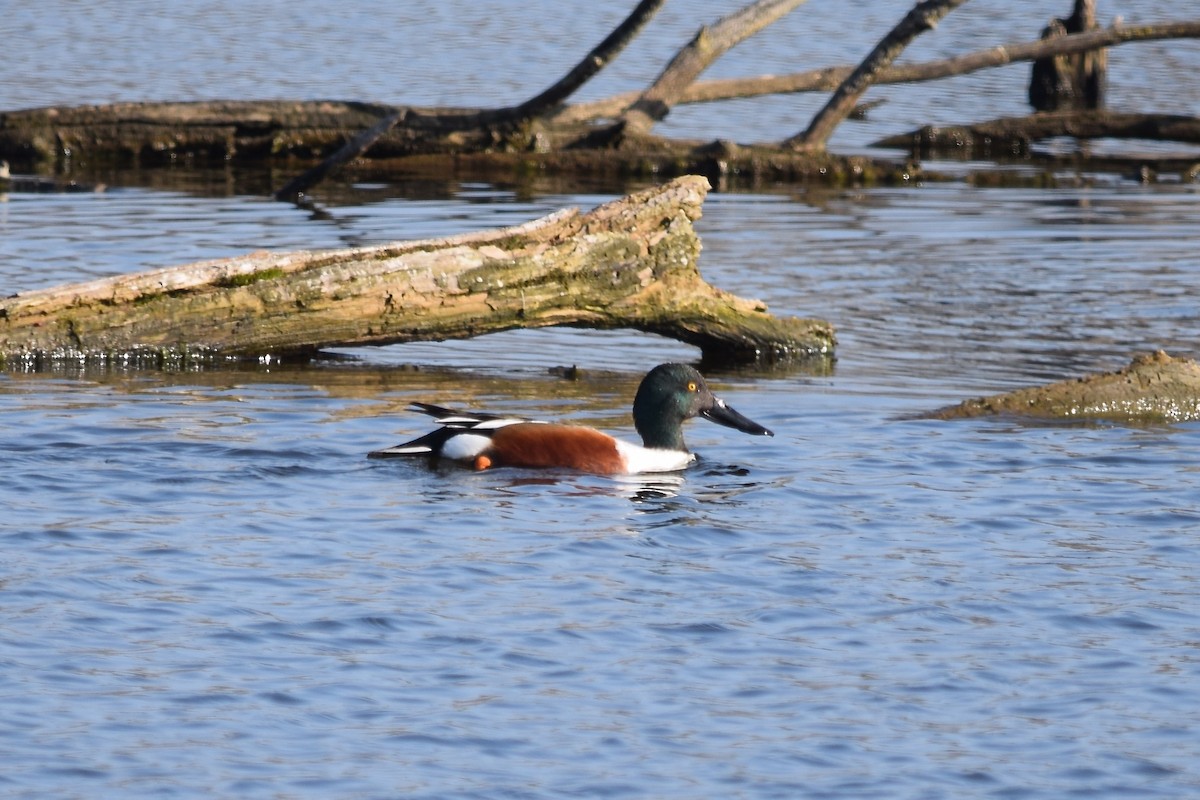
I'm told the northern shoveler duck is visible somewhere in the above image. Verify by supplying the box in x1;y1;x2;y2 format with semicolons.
368;363;774;475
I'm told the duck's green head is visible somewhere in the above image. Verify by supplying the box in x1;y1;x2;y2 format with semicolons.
632;363;774;451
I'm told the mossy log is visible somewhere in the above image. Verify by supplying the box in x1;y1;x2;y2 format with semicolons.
927;351;1200;423
0;175;833;368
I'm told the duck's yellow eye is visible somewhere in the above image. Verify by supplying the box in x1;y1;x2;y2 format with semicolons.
687;381;698;392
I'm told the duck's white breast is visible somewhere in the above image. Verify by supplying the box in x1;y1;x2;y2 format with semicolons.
614;440;695;474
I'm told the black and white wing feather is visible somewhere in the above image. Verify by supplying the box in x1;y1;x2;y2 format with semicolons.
367;403;534;459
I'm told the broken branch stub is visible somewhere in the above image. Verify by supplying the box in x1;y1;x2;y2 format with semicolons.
0;175;834;368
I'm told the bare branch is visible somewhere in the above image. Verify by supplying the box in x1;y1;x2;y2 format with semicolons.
274;108;409;201
615;0;809;137
552;20;1200;123
785;0;971;152
272;0;665;200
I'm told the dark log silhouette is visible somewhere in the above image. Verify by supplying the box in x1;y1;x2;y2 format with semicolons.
875;110;1200;156
0;176;834;367
1;3;1197;187
1029;0;1106;111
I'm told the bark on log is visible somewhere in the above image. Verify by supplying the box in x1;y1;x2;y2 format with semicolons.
926;351;1200;423
875;111;1200;155
0;176;833;368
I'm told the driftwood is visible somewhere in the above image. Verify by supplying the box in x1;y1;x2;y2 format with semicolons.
3;0;1194;169
2;7;1196;186
927;351;1200;423
0;176;833;368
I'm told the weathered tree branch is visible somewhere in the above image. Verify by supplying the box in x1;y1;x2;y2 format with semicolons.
497;0;667;124
550;20;1200;123
602;0;808;141
394;0;667;134
785;0;971;152
0;176;834;367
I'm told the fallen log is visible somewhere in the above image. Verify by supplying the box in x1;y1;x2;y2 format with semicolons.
0;175;833;368
926;351;1200;423
4;17;1198;173
0;99;909;189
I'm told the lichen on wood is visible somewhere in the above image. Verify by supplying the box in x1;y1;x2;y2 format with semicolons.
0;175;834;369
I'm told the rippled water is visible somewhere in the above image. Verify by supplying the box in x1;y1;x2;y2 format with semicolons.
4;2;1200;798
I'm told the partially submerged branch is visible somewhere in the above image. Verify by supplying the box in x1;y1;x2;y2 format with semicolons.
552;20;1200;124
611;0;808;139
784;0;970;152
0;176;834;367
273;0;665;199
2;2;1197;186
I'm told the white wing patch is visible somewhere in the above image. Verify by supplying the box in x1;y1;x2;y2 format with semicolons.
440;433;495;461
370;444;433;455
471;418;539;430
614;440;695;474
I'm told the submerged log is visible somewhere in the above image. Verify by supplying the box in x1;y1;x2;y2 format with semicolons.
876;111;1200;157
927;351;1200;423
0;99;910;189
0;175;833;368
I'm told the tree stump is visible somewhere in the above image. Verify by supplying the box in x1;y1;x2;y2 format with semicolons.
1029;0;1107;111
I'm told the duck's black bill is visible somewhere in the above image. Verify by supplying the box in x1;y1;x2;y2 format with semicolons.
702;398;774;437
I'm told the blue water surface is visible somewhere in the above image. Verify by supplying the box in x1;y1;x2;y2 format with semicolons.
3;1;1200;797
3;364;1199;799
